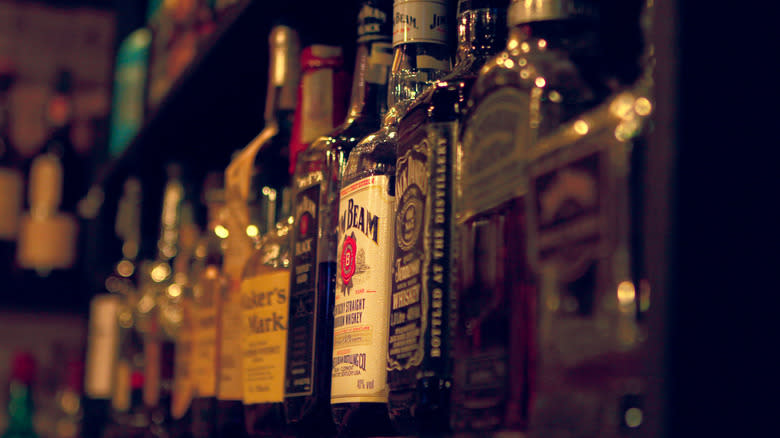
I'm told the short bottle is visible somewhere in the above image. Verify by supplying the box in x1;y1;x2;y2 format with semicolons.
284;2;392;436
454;0;610;434
388;1;509;434
1;352;38;438
330;1;451;436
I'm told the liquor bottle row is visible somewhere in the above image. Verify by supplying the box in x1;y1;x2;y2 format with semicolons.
77;1;652;438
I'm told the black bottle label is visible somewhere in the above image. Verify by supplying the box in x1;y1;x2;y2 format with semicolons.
389;116;456;381
286;183;321;397
389;142;427;371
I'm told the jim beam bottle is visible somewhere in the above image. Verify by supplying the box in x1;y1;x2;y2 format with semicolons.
284;2;391;436
190;175;226;438
330;1;450;435
454;0;608;434
389;0;508;434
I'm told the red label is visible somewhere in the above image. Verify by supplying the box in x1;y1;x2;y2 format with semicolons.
341;232;357;285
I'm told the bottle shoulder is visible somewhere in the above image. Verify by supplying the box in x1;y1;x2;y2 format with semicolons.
343;123;398;185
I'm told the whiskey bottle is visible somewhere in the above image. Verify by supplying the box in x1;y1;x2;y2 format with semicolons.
190;176;226;438
389;0;508;434
284;2;392;436
454;0;609;434
331;1;450;436
169;203;200;438
241;43;347;438
83;294;121;438
0;64;22;288
136;164;186;438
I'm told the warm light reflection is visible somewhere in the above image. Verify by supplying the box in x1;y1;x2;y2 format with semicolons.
617;280;636;305
151;263;170;282
538;39;547;49
535;77;546;88
138;294;155;313
246;224;259;237
520;69;529;79
574;120;589;135
214;224;229;239
549;90;562;102
205;265;219;280
504;59;515;69
640;279;651;312
546;293;560;311
508;39;518;50
117;260;134;277
635;96;652;116
625;407;643;428
167;283;182;298
520;42;530;52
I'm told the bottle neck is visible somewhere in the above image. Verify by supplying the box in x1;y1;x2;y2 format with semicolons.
508;18;600;57
156;176;183;263
388;41;450;113
455;6;508;69
345;40;391;123
264;32;300;126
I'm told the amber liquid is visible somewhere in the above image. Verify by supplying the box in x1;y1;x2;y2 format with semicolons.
453;198;533;433
284;261;337;437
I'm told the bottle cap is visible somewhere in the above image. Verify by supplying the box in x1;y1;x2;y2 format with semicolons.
508;0;595;25
358;0;392;43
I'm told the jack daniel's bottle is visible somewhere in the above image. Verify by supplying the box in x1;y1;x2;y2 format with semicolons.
331;1;450;436
389;0;508;434
240;43;347;438
284;2;391;436
454;0;609;434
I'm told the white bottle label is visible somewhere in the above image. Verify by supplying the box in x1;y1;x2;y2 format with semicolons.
331;175;394;404
392;0;448;46
84;294;120;399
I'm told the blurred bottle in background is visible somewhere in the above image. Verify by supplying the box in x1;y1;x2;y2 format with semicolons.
1;351;38;438
0;60;23;288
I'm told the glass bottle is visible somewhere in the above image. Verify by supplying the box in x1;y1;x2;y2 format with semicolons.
331;1;450;436
0;65;22;289
389;1;509;434
1;352;38;438
190;176;226;438
284;2;392;436
454;0;609;434
83;294;121;438
136;164;186;438
240;43;348;438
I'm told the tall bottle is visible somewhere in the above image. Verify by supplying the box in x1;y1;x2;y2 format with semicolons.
331;1;450;436
137;164;186;438
240;44;348;438
1;352;38;438
190;175;226;438
0;64;22;287
83;294;121;438
284;2;392;436
388;1;508;434
454;0;609;434
222;23;298;438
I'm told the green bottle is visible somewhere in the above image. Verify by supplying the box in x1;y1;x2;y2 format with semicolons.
2;352;38;438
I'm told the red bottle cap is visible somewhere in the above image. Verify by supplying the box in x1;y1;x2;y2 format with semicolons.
10;351;37;385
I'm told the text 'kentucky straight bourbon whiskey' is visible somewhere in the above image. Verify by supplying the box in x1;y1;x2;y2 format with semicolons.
283;1;391;436
389;0;509;434
330;1;450;436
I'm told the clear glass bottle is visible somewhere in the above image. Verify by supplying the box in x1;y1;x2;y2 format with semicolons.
454;0;610;434
284;4;391;435
389;1;509;434
190;177;225;438
330;1;450;436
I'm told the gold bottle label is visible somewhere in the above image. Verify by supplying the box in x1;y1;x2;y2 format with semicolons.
217;280;244;401
240;270;290;404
